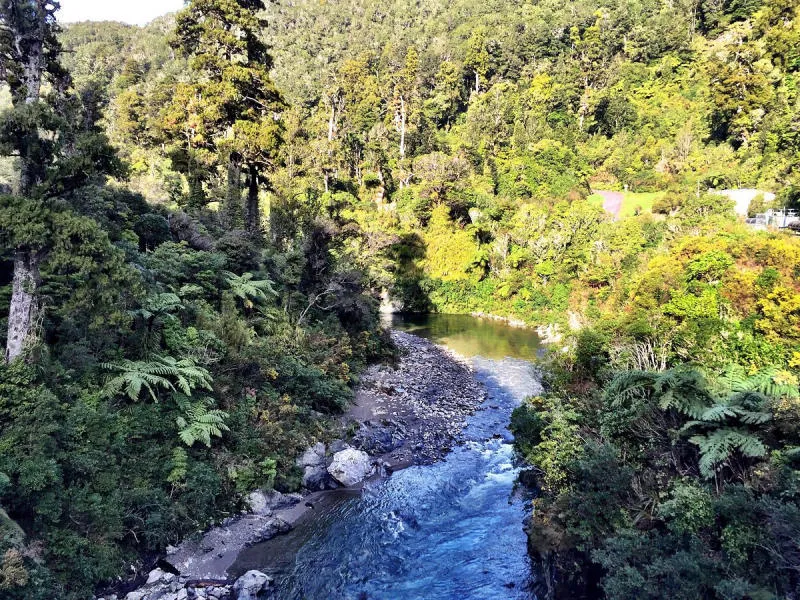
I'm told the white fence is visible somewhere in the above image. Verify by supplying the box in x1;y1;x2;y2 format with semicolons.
746;208;799;230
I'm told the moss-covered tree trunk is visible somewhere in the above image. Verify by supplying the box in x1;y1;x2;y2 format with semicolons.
225;155;244;228
5;251;41;362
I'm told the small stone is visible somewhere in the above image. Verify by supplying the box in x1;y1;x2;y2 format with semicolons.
147;569;165;584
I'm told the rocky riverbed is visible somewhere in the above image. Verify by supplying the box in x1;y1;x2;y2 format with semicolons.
346;330;487;466
103;330;486;600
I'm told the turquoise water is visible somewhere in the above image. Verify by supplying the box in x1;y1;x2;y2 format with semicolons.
232;315;543;599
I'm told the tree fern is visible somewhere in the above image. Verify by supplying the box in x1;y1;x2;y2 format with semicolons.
604;370;657;406
174;395;229;447
682;387;772;478
653;369;712;419
697;404;737;422
606;365;775;479
716;364;799;401
690;429;767;479
224;271;277;309
102;355;212;402
130;293;184;353
131;293;183;322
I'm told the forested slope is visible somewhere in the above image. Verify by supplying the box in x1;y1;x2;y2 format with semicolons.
0;3;389;599
0;0;799;598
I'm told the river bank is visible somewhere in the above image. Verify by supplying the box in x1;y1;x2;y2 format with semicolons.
104;330;488;600
234;350;542;598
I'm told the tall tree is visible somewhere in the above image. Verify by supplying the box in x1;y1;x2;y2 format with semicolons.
391;46;420;163
0;1;123;363
464;29;490;93
170;0;286;232
0;0;64;362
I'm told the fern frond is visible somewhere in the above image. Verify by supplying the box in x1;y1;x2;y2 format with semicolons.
690;428;767;478
102;356;212;402
700;404;737;422
175;399;229;447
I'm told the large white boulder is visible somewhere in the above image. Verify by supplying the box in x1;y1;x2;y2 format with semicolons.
327;448;374;487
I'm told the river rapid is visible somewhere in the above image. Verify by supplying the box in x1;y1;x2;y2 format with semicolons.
232;314;543;600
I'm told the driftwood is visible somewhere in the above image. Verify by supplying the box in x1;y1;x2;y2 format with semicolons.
184;578;231;588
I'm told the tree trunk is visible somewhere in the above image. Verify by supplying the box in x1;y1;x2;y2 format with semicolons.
5;5;46;363
475;70;480;93
246;164;260;232
328;104;336;143
6;251;41;363
225;156;243;228
399;96;406;159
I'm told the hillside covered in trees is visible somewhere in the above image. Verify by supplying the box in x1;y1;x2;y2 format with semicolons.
0;0;799;598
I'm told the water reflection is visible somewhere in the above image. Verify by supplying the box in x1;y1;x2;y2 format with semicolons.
386;313;542;362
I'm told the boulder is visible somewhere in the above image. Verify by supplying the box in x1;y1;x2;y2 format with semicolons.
354;424;402;455
327;448;374;487
296;442;326;468
297;442;340;490
246;490;272;516
266;491;303;510
245;517;292;546
302;464;335;491
328;439;350;454
248;489;303;515
233;570;273;600
147;568;165;584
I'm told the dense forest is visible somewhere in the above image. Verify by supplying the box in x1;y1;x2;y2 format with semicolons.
0;0;799;598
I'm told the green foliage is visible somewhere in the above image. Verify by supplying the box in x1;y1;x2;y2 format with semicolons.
224;271;278;310
689;428;768;478
0;0;797;596
512;395;583;490
657;479;714;535
102;356;213;402
174;395;230;448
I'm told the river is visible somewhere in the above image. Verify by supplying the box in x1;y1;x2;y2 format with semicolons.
231;314;543;599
